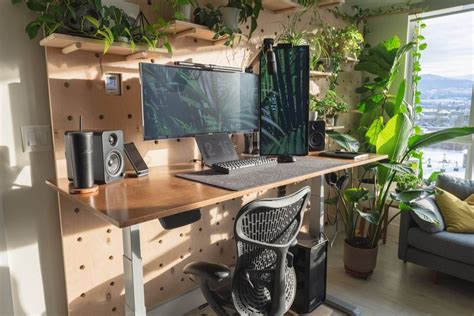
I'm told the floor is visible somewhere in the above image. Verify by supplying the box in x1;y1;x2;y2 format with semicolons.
151;222;474;316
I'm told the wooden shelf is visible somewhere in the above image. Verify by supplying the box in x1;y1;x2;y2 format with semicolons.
262;0;302;14
310;70;333;78
343;57;358;63
326;125;345;131
162;20;245;45
40;33;169;60
318;0;344;8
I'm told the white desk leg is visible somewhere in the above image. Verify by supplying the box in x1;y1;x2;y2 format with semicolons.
309;176;361;316
123;225;147;316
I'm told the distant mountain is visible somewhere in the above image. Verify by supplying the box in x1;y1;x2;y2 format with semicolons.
419;74;472;91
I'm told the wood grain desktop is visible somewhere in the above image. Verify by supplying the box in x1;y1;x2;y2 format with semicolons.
46;154;387;228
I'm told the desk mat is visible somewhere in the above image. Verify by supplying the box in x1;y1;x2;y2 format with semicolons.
176;156;348;191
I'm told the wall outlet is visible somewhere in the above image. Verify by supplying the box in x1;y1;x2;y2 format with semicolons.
20;125;53;153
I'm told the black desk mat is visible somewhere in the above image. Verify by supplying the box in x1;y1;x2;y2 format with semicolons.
176;156;348;191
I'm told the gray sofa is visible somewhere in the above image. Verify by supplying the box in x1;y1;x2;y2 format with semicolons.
398;174;474;282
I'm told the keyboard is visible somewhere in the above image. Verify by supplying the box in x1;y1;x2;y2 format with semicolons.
211;157;277;174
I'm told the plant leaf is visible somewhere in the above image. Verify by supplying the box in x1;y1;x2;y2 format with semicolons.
376;112;412;162
366;116;384;146
408;127;474;152
378;162;415;175
400;202;439;224
392;189;433;203
354;208;379;224
344;188;369;203
326;131;360;152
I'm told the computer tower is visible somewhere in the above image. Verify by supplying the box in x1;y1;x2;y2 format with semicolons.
290;232;328;314
308;120;325;151
92;130;125;184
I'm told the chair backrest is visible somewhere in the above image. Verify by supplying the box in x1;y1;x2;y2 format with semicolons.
231;186;311;316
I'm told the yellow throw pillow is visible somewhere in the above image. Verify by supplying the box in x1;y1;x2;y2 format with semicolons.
435;189;474;233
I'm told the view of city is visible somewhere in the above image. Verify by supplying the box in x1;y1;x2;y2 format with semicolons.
415;10;473;179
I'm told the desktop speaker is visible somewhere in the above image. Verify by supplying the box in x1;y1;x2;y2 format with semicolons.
92;130;125;184
290;232;328;314
308;120;325;151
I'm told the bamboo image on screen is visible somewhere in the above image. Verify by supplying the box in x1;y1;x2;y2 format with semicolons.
260;44;310;155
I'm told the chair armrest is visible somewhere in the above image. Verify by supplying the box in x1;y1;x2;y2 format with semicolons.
183;261;231;283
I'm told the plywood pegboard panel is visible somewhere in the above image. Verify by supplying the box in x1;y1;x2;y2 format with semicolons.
45;2;363;314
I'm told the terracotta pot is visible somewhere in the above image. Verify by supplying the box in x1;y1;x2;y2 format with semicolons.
343;239;378;279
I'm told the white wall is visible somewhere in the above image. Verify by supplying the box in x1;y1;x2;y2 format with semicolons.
0;2;67;315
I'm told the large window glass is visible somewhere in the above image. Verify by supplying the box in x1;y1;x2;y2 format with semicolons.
409;7;473;179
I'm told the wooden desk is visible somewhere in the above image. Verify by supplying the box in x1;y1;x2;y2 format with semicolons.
46;154;386;316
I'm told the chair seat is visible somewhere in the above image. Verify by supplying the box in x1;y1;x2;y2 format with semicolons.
183;261;231;283
407;227;474;265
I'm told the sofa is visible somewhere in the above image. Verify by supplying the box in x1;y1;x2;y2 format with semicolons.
398;174;474;282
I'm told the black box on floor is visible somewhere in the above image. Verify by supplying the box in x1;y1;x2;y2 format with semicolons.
290;232;328;314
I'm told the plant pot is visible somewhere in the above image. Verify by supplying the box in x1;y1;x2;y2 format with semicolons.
343;239;378;279
325;115;335;126
177;4;193;21
309;111;318;121
220;7;240;30
316;58;336;73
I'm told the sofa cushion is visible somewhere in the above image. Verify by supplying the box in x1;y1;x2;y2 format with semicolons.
436;189;474;233
410;196;445;233
436;174;474;200
407;227;474;265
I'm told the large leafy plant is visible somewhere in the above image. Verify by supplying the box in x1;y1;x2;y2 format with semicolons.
327;35;474;249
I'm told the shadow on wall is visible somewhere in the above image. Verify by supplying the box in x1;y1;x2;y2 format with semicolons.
0;2;67;315
0;267;24;315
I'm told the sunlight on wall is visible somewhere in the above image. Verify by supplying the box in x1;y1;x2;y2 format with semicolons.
0;85;18;167
12;166;32;189
146;149;170;167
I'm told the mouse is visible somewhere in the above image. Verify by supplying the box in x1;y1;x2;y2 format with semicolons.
277;154;296;163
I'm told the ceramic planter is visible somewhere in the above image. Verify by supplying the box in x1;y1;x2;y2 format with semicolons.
177;4;193;21
309;111;318;121
343;239;378;279
220;7;240;30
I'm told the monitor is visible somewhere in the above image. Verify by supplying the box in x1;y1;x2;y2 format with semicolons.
259;44;309;156
140;63;259;140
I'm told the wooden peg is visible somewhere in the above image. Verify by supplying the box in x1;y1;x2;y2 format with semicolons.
61;42;82;55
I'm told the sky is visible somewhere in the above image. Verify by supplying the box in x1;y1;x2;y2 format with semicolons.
419;9;473;80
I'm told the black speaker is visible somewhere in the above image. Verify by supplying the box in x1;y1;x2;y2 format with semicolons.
308;120;325;151
290;233;328;314
92;130;125;184
64;131;94;188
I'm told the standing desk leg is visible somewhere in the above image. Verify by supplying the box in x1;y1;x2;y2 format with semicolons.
123;225;147;316
309;177;361;316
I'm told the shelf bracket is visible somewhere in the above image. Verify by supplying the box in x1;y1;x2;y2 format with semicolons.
61;42;82;55
175;28;197;39
126;51;150;61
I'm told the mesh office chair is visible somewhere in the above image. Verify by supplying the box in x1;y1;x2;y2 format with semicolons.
184;186;311;316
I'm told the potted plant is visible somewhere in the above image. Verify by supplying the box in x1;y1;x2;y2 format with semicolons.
337;25;364;60
309;95;320;121
326;36;474;278
167;0;196;21
310;89;348;126
219;0;263;38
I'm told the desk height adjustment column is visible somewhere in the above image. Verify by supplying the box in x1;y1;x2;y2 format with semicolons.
123;225;146;316
309;176;325;237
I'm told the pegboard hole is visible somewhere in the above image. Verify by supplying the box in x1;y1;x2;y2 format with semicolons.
232;217;235;221
193;39;197;43
126;85;131;90
110;281;115;286
216;242;219;246
216;222;220;226
180;233;184;237
109;255;114;260
67;115;73;121
95;53;100;58
158;239;162;244
79;265;85;270
106;228;112;234
77;237;82;242
160;287;164;291
64;82;70;88
106;293;112;300
150;59;155;63
80;293;86;298
99;114;104;120
74;208;80;213
159;263;163;268
154;140;159;145
128;114;133;119
112;307;117;312
260;29;264;33
180;255;184;259
199;249;202;252
199;227;202;232
181;277;185;282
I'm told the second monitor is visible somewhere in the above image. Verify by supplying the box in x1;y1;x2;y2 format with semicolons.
140;63;259;140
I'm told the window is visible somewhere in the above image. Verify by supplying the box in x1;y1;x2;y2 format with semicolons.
407;6;474;179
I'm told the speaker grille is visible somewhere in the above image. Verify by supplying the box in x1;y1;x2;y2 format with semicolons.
105;150;123;177
308;121;325;151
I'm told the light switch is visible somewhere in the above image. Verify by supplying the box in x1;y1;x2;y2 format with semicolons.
21;125;52;152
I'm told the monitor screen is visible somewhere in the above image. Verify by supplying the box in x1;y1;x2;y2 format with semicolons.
140;63;259;140
259;45;309;155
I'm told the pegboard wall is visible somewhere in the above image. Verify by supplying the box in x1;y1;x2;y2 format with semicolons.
44;1;362;314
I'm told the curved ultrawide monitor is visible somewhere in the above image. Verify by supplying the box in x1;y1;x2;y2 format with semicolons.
140;63;259;140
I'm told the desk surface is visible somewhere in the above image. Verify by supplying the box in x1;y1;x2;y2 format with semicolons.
46;154;386;228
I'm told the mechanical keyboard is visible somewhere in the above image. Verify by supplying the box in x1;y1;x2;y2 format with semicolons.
211;157;277;174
